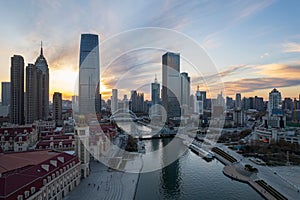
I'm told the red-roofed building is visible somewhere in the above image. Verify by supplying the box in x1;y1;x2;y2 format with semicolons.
0;126;38;152
0;150;80;200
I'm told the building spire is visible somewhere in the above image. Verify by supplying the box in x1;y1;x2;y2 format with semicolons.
154;74;157;83
197;85;199;91
40;40;43;56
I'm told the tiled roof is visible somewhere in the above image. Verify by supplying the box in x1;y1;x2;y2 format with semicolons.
0;151;60;174
0;150;79;200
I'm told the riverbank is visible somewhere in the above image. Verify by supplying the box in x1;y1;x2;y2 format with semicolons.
212;144;298;200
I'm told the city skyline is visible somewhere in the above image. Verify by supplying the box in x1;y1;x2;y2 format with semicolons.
1;1;300;101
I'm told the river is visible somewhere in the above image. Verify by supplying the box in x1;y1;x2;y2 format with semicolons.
134;138;263;200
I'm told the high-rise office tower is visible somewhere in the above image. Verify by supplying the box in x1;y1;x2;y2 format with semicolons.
162;52;181;121
180;72;190;105
10;55;25;125
53;92;62;121
111;89;118;114
35;42;49;120
180;72;190;115
268;88;282;116
151;75;160;115
1;82;10;106
194;86;204;115
26;64;38;124
199;91;206;110
72;95;79;113
235;93;242;110
79;34;100;115
130;90;138;113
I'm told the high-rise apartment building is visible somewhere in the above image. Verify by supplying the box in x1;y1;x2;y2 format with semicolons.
79;34;100;115
53;92;62;122
162;52;181;121
111;89;118;114
235;93;242;110
10;55;25;125
268;88;282;116
26;64;38;124
1;82;10;106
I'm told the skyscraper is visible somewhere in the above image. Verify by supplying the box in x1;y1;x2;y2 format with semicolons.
194;86;204;115
268;88;282;116
1;82;10;106
235;93;242;110
35;42;49;120
10;55;25;125
79;34;100;115
53;92;62;122
180;72;190;105
180;72;190;115
200;91;206;110
26;64;38;124
162;52;181;121
111;89;118;114
151;75;160;115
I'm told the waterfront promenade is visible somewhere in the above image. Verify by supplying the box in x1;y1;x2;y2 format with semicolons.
213;143;300;200
65;161;139;200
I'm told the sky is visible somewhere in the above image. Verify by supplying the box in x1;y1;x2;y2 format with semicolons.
0;0;300;101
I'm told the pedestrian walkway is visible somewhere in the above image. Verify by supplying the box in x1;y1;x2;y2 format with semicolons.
65;161;139;200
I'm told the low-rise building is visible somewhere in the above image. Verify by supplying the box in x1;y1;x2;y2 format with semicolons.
36;135;75;151
254;127;300;145
0;150;80;200
0;126;38;152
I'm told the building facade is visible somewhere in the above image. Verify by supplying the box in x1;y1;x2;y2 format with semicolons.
268;88;282;116
180;72;190;115
235;93;242;110
26;64;38;124
0;125;38;152
35;43;49;120
53;92;62;122
79;34;100;115
0;150;80;200
10;55;25;125
151;76;160;116
74;116;90;178
162;52;181;121
111;89;118;114
1;82;10;106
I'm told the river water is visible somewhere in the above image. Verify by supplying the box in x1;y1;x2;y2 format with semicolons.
134;138;263;200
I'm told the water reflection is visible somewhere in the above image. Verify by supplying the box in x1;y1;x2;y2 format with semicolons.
160;138;182;199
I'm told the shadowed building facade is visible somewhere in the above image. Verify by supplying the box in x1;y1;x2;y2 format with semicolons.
10;55;25;125
1;82;10;106
79;34;100;115
162;52;181;123
26;43;49;124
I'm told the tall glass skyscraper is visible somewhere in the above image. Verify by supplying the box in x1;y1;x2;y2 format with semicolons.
79;34;100;115
162;52;181;122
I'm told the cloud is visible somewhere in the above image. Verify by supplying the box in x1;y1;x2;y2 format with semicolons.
260;52;269;59
205;62;300;96
282;42;300;53
223;77;300;95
